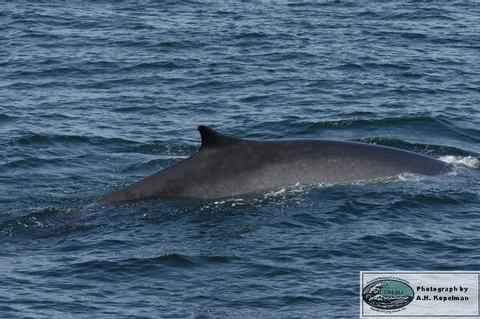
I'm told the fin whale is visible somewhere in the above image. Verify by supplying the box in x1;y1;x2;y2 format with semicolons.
99;126;447;203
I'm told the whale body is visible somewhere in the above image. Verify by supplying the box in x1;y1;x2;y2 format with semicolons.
99;126;447;203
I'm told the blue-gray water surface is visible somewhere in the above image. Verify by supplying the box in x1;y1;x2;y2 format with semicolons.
1;1;480;318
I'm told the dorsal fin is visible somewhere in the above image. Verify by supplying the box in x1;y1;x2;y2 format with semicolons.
198;125;239;149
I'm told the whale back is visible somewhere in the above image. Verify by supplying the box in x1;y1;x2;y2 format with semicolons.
99;126;448;203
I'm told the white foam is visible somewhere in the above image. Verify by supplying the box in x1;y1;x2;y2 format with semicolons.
213;198;246;207
263;182;309;199
438;155;479;168
264;188;287;197
397;173;423;182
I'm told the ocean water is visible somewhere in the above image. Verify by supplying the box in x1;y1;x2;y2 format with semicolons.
1;1;480;318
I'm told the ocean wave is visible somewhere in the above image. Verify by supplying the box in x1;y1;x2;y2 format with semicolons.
0;114;15;122
253;116;480;144
12;133;138;147
67;253;234;275
121;143;196;155
119;61;185;71
12;66;90;78
0;206;84;241
1;157;60;169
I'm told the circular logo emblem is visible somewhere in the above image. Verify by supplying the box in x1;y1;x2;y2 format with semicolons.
362;279;414;310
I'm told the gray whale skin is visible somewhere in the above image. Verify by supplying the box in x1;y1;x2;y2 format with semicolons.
99;126;447;203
